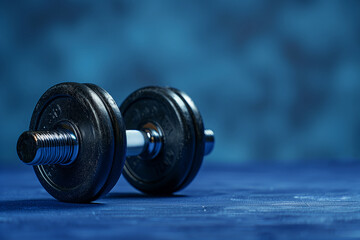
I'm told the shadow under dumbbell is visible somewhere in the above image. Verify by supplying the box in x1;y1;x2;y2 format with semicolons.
0;199;101;212
106;192;187;199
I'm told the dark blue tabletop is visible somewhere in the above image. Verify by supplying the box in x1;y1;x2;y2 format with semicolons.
1;162;360;240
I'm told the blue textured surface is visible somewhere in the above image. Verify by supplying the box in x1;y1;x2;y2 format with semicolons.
1;163;360;239
1;1;360;164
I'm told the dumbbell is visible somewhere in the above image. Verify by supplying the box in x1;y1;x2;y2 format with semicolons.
17;82;214;203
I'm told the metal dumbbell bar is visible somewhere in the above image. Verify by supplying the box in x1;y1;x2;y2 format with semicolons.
18;128;214;166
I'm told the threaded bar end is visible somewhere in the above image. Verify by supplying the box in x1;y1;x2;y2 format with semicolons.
204;129;215;156
17;130;79;166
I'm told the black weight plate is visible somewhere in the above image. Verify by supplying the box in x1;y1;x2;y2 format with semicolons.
29;82;119;203
120;87;196;194
84;83;127;200
167;88;205;191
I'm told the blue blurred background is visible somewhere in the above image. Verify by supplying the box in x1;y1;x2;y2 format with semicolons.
0;0;359;166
